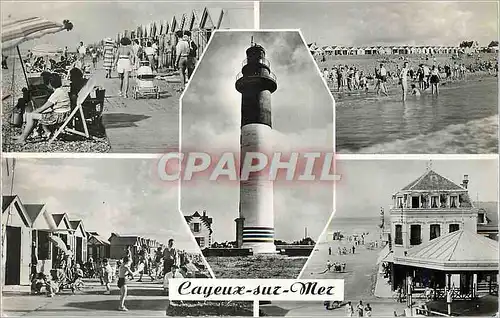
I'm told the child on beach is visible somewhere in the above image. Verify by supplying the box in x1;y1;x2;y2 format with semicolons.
102;258;113;295
31;272;47;295
117;256;140;311
411;84;421;97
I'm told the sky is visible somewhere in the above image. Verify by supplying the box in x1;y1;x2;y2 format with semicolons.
1;1;254;50
2;158;202;253
260;1;499;47
334;159;499;222
180;31;334;243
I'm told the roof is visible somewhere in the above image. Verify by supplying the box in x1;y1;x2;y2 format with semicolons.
24;204;45;223
189;9;202;30
393;230;498;271
184;211;213;234
1;195;31;227
87;232;110;245
400;169;465;192
476;201;499;233
2;195;16;212
52;213;65;226
70;220;83;230
108;233;141;246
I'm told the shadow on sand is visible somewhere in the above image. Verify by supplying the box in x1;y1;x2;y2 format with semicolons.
102;113;150;128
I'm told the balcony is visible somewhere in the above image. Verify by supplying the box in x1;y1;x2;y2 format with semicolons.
242;57;271;68
236;71;277;82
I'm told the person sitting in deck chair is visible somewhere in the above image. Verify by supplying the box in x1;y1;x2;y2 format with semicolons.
15;73;70;144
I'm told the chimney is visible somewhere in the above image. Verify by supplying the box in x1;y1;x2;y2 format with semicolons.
203;210;206;217
462;175;469;189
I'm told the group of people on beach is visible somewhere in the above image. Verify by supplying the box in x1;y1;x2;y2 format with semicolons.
29;238;204;312
322;54;498;102
96;30;197;98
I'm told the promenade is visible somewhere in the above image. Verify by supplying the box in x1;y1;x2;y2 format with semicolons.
2;278;166;316
95;65;182;153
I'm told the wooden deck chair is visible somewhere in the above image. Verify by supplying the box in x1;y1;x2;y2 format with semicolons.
49;77;96;144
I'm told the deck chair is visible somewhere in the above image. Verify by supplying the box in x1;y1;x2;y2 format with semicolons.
49;77;96;144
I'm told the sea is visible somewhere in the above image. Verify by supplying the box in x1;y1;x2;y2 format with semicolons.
336;77;498;154
321;216;388;243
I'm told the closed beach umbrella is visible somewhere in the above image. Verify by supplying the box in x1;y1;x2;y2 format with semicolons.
159;21;164;35
2;17;73;52
49;235;69;253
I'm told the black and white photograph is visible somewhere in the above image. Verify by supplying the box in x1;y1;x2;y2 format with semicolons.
180;30;334;279
0;158;269;317
261;1;499;154
261;159;499;317
1;2;254;153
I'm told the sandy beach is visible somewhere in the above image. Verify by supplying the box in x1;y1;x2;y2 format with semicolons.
2;57;182;153
328;54;498;154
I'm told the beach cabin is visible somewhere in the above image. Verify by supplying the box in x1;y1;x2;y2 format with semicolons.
86;232;110;260
356;47;365;55
2;196;32;285
70;220;87;264
192;8;218;59
185;211;213;249
50;213;75;264
322;46;334;56
109;233;142;260
24;203;57;275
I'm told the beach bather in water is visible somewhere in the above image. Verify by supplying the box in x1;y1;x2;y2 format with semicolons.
411;84;421;97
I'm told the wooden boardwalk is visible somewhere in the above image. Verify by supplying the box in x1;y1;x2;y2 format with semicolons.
93;65;182;153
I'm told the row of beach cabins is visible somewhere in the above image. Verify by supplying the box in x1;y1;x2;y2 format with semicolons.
105;7;231;69
308;43;494;57
1;195;166;286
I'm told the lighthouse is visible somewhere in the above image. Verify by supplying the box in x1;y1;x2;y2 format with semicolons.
235;37;278;254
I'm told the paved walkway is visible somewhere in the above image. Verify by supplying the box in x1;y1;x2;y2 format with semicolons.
2;279;167;316
90;63;182;153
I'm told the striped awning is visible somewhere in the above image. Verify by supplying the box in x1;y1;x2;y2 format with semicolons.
2;17;73;52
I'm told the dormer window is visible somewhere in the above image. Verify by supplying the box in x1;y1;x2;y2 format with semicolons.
411;196;420;208
431;196;439;208
450;196;458;208
193;223;200;233
478;213;486;224
397;197;403;208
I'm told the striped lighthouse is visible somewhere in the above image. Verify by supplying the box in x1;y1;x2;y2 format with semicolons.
235;37;278;254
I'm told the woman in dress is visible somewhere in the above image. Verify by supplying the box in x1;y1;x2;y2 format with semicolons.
103;38;115;79
114;37;134;98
